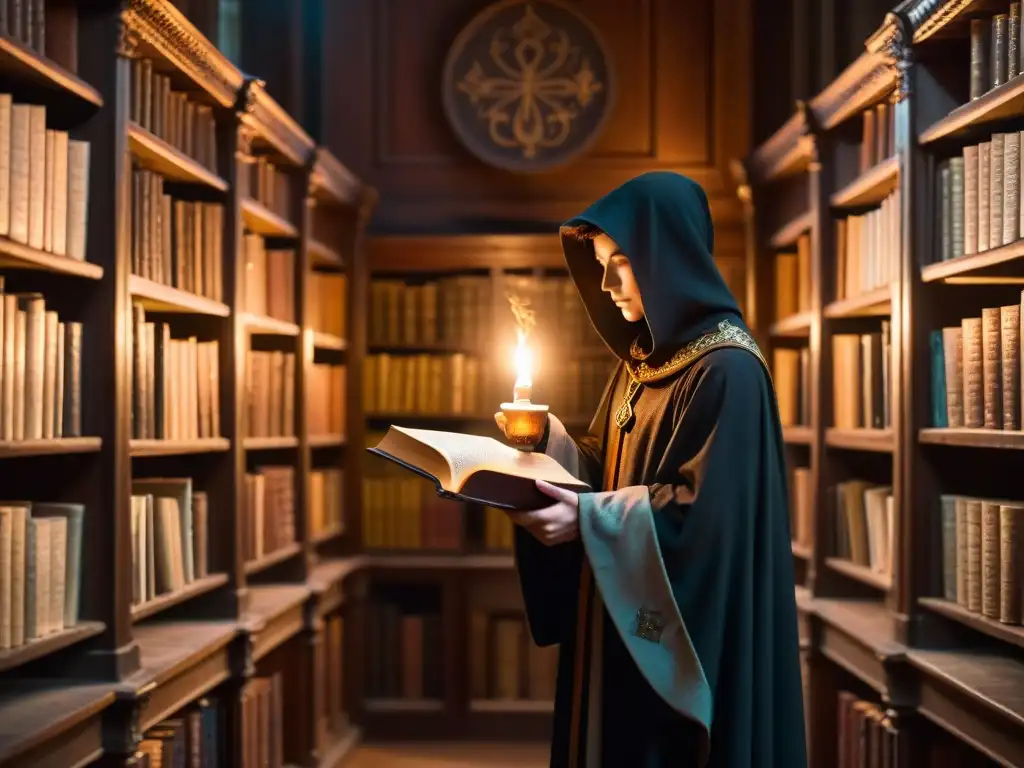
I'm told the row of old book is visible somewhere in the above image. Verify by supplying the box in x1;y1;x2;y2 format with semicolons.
369;276;492;350
319;616;346;744
774;233;811;320
308;468;344;541
246;155;293;223
130;56;219;173
931;301;1023;430
240;673;287;768
364;353;488;417
834;480;895;580
790;466;813;554
242;233;295;322
361;472;466;552
0;501;83;650
245;349;295;439
307;363;346;438
242;466;295;566
968;10;1024;103
131;305;221;441
835;189;900;301
837;692;899;768
773;347;811;427
857;100;899;175
468;611;558;703
503;273;605;348
0;96;90;261
833;327;892;431
308;272;347;338
130;479;208;608
131;167;225;300
531;356;619;422
939;494;1024;625
135;697;224;768
936;130;1024;264
365;601;444;701
0;284;83;441
2;0;45;54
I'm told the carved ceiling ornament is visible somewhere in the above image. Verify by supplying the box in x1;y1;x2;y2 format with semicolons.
442;0;614;173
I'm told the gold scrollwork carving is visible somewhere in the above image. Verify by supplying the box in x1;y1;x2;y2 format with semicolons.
454;4;604;159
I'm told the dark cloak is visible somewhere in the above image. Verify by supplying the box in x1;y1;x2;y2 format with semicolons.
513;172;807;767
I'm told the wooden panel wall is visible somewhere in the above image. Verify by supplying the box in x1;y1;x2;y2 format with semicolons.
322;0;752;299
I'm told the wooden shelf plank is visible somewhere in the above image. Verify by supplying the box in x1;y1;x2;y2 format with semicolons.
769;211;813;249
824;285;892;318
920;597;1024;650
770;311;813;337
469;699;554;714
243;435;299;451
127;122;229;191
363;699;445;713
825;428;894;452
129;275;230;316
244;541;304;576
0;682;113;765
367;553;514;570
783;425;813;445
0;437;101;457
309;239;344;268
242;198;299;238
816;598;904;696
241;312;301;337
130;573;230;623
792;541;812;560
919;428;1024;449
0;35;103;108
313;331;347;351
310;433;346;449
0;621;105;674
130;438;230;457
921;238;1024;283
243;583;309;662
910;648;1024;767
0;235;103;278
830;157;900;209
125;621;237;732
824;556;892;591
920;75;1024;145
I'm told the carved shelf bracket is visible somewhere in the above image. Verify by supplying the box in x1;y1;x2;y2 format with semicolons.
884;13;914;103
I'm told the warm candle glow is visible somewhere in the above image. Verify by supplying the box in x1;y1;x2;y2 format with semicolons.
513;328;533;396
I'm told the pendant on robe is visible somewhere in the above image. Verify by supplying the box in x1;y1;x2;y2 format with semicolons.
614;378;642;429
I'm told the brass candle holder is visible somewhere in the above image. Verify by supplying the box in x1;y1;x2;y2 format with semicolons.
500;387;549;452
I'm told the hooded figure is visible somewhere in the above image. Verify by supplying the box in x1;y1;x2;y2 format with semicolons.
499;172;806;767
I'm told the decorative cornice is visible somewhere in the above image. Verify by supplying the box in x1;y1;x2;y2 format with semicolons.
883;13;914;103
890;0;973;44
746;101;816;185
310;148;362;207
809;48;898;130
240;78;316;168
122;0;244;107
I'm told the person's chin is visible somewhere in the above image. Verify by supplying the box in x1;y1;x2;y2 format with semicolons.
619;306;644;322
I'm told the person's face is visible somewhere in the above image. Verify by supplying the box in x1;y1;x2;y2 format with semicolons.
593;233;645;322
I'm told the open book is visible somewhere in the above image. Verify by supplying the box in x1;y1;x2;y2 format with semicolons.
368;426;591;510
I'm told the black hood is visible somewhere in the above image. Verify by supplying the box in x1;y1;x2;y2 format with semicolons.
560;171;743;363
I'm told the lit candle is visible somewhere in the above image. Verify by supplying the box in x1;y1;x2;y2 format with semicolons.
513;328;533;402
500;326;548;451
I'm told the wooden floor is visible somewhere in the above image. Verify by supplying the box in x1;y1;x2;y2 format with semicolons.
344;742;550;767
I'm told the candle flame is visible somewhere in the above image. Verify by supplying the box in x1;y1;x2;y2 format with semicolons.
514;327;533;390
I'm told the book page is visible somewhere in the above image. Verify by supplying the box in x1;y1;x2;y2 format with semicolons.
394;427;587;492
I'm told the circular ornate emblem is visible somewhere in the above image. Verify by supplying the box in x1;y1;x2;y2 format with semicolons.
442;0;614;173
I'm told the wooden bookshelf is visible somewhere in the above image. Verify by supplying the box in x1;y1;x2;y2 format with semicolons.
0;2;373;766
746;3;1024;766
